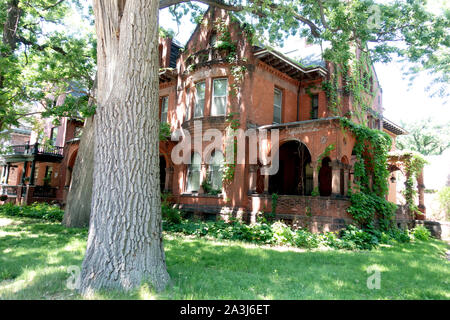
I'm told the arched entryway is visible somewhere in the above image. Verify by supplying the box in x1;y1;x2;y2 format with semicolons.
269;140;312;195
319;157;332;196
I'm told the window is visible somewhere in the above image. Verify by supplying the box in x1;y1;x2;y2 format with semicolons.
44;166;53;186
185;88;191;121
311;94;319;119
187;152;201;192
208;150;224;191
50;127;58;145
74;126;83;138
194;81;205;118
161;96;169;123
273;88;282;124
209;33;217;47
212;78;227;116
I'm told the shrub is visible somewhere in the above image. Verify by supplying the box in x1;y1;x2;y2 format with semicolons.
0;195;8;201
293;229;321;248
387;227;411;243
161;203;182;224
271;221;294;245
161;193;182;225
412;225;431;241
0;202;64;222
339;225;379;250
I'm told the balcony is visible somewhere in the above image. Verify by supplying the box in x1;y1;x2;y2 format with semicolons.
3;143;64;163
184;47;229;73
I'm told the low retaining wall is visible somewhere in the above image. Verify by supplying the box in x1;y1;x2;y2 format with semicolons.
174;194;416;234
248;194;353;232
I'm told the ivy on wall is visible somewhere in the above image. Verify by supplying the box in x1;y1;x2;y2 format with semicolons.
390;151;427;215
340;118;397;230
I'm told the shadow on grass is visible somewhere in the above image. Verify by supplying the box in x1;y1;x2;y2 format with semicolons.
1;216;449;300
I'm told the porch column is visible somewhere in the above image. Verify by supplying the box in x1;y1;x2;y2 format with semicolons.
21;161;28;184
29;160;36;186
417;169;426;217
248;164;257;194
5;164;11;185
331;160;340;197
164;167;174;192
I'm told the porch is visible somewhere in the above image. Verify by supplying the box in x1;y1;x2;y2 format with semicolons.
1;142;63;205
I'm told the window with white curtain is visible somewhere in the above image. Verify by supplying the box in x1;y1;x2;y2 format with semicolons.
161;96;169;123
273;88;282;124
208;150;224;191
187;152;201;192
194;81;205;118
211;78;227;116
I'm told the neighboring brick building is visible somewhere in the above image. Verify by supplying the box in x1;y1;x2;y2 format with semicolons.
158;8;412;231
0;117;82;206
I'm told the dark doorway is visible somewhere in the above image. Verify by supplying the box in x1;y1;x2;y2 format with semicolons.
269;140;312;195
160;156;166;192
319;157;332;196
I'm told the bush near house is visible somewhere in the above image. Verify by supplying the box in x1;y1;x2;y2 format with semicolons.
0;203;64;222
162;206;423;251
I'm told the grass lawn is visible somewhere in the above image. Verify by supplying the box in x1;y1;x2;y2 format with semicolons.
0;214;449;300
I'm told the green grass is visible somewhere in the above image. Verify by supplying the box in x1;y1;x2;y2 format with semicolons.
0;214;449;300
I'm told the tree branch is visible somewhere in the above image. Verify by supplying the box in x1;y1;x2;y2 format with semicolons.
159;0;243;11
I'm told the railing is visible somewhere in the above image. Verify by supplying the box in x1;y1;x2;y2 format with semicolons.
6;143;64;157
1;185;18;196
33;186;57;198
185;47;228;69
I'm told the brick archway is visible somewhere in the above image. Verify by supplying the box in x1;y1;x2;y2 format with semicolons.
269;140;312;195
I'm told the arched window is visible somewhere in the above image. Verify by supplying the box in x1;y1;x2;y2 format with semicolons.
208;150;224;191
187;152;201;192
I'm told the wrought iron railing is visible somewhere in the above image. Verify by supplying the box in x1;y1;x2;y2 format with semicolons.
184;47;228;70
1;185;18;196
33;186;57;198
7;143;64;157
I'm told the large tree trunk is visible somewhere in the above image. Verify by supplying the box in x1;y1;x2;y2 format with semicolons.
62;116;95;228
79;0;170;294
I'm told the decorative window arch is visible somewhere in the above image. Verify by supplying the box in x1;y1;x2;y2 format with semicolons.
186;152;201;192
208;150;224;191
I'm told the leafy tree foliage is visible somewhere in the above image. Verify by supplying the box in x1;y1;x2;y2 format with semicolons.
397;118;450;155
0;0;96;133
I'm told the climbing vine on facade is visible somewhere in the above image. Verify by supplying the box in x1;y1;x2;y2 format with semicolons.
340;118;397;230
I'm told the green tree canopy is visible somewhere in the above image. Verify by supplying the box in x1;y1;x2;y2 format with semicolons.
0;0;96;133
397;118;450;156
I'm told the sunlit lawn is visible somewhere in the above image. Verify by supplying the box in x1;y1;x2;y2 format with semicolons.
0;214;449;300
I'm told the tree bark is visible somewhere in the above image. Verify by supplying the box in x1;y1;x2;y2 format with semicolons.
79;0;170;294
62;116;95;228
